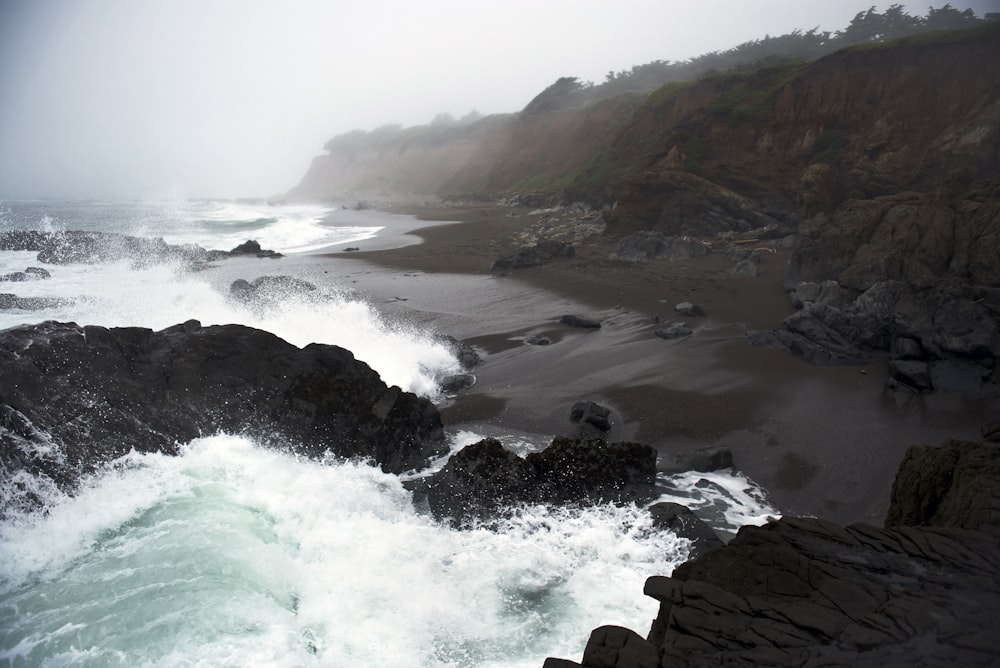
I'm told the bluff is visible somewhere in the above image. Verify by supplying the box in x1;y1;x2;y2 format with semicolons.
289;24;1000;393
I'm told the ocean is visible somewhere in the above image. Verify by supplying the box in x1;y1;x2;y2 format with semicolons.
0;199;778;667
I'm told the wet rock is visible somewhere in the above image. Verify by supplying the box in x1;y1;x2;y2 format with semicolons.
885;439;1000;530
610;231;709;262
654;323;692;340
491;239;574;270
0;321;447;505
419;437;658;526
790;280;856;309
0;294;73;310
439;373;476;395
0;267;51;282
560;314;602;329
570;400;612;439
648;502;724;557
547;439;1000;667
230;239;283;258
888;359;932;392
0;230;280;266
526;333;553;346
435;334;482;370
673;301;704;317
983;420;1000;443
229;275;317;306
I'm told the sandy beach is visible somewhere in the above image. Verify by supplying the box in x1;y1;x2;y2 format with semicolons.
309;203;996;525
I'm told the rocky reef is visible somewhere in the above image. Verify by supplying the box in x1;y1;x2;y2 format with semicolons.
0;320;446;514
545;434;1000;667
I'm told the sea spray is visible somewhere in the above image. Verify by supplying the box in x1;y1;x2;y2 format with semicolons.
1;435;691;667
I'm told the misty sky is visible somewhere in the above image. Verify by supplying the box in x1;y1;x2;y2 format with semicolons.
0;0;995;200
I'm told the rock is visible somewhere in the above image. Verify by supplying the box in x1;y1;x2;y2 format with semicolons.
0;230;280;267
983;420;1000;443
525;333;553;345
890;336;923;360
419;437;658;526
229;275;317;306
885;439;1000;530
548;439;1000;667
560;314;602;329
343;246;360;252
491;239;575;270
435;334;481;370
580;626;660;668
438;373;475;395
231;239;282;258
0;321;446;509
658;446;734;474
0;294;73;310
673;301;704;317
790;280;856;309
648;502;724;557
610;231;709;262
888;359;932;392
0;267;51;282
570;400;612;439
654;323;692;340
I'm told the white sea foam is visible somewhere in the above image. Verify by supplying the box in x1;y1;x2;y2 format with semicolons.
0;435;690;667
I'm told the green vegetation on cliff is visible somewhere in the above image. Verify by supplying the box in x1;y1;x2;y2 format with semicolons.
287;6;998;203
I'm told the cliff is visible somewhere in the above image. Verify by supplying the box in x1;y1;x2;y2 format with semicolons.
289;24;1000;394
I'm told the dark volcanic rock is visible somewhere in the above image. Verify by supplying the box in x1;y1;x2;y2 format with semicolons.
560;314;602;329
491;239;574;270
653;323;692;340
884;439;1000;530
648;502;723;557
420;437;658;525
229;275;318;306
747;279;1000;395
0;230;280;266
231;239;283;258
0;321;446;510
0;267;51;282
0;294;73;310
673;302;704;317
570;400;613;439
547;439;1000;667
610;231;709;262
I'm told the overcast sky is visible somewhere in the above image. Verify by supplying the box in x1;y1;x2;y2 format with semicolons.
0;0;995;200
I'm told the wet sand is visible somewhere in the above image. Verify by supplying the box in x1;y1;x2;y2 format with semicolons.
310;204;997;525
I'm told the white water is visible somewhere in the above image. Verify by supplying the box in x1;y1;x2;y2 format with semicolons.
0;200;780;666
0;435;691;667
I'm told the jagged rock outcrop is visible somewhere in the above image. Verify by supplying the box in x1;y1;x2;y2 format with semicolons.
746;278;1000;394
545;439;1000;667
0;267;50;282
229;275;318;306
609;231;709;262
492;239;576;270
0;320;446;514
415;437;658;526
0;230;280;267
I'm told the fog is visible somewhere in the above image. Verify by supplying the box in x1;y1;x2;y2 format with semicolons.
0;0;994;200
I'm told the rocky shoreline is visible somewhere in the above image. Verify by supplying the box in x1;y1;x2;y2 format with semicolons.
545;434;1000;667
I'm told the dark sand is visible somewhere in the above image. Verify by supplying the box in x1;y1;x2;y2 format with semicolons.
313;204;997;525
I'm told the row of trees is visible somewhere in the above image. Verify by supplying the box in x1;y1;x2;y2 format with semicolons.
526;4;995;114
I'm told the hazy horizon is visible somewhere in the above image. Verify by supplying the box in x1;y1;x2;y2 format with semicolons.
1;0;995;201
